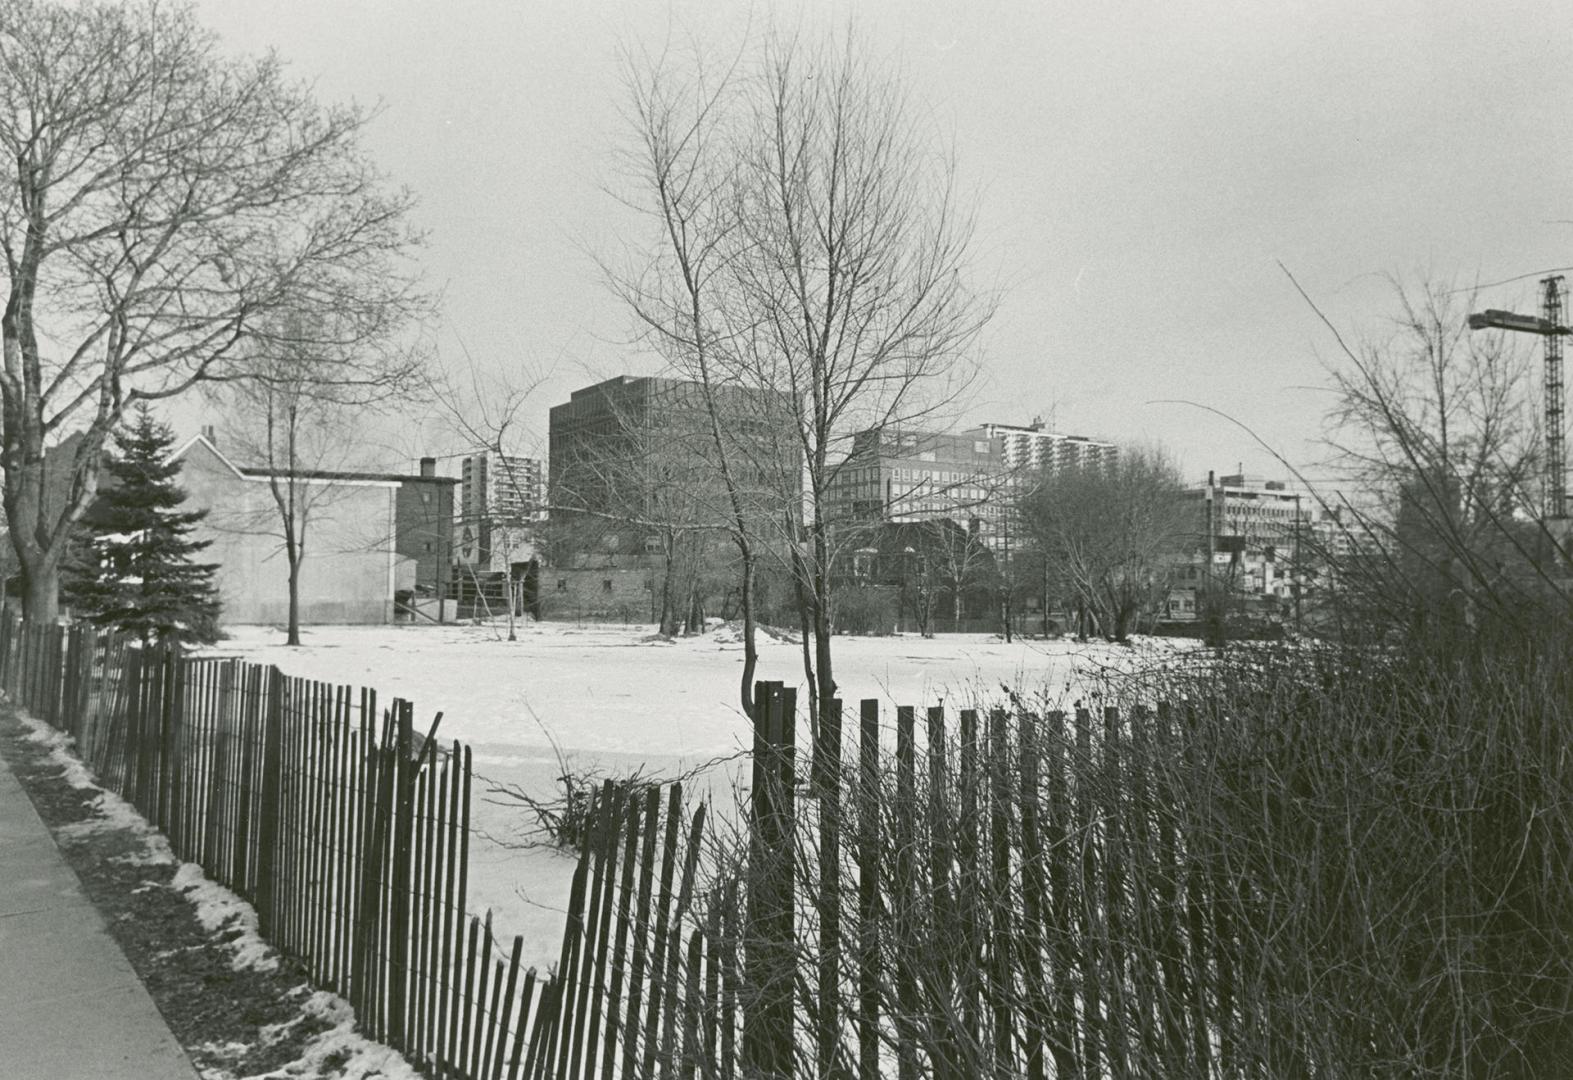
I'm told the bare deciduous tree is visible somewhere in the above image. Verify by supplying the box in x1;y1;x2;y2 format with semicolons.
217;313;421;645
0;0;424;622
1019;446;1193;642
219;358;353;646
612;26;993;725
425;353;552;639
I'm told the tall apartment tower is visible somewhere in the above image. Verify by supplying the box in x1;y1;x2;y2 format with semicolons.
457;451;546;571
829;426;1007;545
971;419;1119;474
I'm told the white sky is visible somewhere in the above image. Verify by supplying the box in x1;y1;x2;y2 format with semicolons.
189;0;1573;485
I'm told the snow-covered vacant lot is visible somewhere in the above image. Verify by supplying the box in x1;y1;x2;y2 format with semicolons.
216;620;1174;968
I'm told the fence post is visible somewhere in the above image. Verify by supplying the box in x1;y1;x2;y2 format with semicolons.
46;623;61;725
744;681;795;1079
256;667;286;936
133;647;157;813
895;705;918;1080
817;698;844;1080
164;649;187;853
988;709;1014;1080
926;705;961;1080
387;699;415;1049
1073;706;1103;1078
1018;709;1049;1080
231;665;258;892
356;701;397;1039
857;698;881;1080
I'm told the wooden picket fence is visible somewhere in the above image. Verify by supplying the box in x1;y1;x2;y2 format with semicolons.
550;686;1272;1079
2;612;1273;1078
0;615;725;1079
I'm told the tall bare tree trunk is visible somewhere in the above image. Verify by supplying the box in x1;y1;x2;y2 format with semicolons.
23;563;59;624
811;521;836;726
737;546;759;717
286;547;303;646
658;532;677;636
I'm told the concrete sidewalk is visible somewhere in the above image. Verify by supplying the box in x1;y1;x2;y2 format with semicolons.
0;751;199;1079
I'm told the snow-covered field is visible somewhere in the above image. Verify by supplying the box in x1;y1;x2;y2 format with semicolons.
215;619;1175;969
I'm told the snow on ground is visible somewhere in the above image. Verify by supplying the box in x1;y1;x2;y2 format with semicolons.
18;712;184;865
10;704;420;1079
215;619;1159;758
213;619;1185;970
173;862;279;973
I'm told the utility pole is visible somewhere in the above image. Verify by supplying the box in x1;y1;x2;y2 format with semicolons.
1292;491;1303;633
1203;470;1218;645
993;503;1013;643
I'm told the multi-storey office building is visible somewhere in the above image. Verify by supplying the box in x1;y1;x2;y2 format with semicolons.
1191;473;1316;553
545;374;799;620
549;375;797;528
829;427;1006;545
831;421;1117;550
1166;472;1342;622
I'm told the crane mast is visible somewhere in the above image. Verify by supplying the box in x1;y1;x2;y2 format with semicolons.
1545;276;1567;519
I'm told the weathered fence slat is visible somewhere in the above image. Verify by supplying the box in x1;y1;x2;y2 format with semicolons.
857;698;881;1080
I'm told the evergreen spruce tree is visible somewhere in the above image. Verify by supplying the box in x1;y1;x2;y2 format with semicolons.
63;407;221;645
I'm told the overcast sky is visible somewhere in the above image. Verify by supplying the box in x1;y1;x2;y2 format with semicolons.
191;0;1573;484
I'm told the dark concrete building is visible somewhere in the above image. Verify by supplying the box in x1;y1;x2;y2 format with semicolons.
548;374;797;544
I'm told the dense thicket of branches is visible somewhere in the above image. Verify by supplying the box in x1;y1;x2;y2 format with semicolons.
647;616;1570;1078
0;0;423;622
1307;276;1567;638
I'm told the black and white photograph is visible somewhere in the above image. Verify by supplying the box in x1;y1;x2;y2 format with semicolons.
1;1;1570;1077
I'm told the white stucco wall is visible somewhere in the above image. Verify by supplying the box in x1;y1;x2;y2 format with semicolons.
178;439;398;625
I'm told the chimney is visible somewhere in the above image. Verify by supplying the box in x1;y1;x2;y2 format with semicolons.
420;456;436;478
201;424;216;447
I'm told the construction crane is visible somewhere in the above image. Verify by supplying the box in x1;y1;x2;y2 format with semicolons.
1467;275;1568;519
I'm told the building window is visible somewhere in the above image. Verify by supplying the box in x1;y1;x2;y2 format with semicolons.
557;578;567;591
424;542;432;553
602;579;613;593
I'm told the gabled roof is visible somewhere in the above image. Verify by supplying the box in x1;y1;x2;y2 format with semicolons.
171;433;247;479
